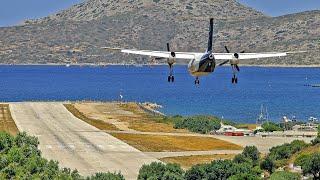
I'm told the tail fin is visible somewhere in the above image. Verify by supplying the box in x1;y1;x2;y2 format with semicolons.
207;18;214;52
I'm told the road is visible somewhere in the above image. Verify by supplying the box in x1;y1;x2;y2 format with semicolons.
10;102;158;180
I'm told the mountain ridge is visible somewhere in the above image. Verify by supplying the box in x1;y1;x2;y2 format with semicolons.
0;0;319;65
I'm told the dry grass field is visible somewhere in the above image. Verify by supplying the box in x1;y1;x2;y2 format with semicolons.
72;102;187;133
111;133;243;152
64;104;119;131
0;104;19;135
161;154;236;169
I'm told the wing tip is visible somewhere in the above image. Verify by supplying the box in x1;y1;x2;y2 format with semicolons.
101;47;122;51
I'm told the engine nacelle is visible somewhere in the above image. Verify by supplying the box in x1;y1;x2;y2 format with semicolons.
230;58;239;65
167;58;176;65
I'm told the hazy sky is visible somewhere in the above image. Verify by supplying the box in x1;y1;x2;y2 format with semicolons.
0;0;319;27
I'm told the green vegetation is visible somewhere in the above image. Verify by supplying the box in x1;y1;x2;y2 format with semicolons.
260;157;275;173
295;152;320;179
261;122;283;132
173;115;221;134
311;125;320;145
268;140;308;166
269;171;300;180
0;131;124;179
138;146;262;180
138;162;184;180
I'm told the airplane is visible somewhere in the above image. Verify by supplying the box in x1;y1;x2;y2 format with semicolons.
103;18;305;85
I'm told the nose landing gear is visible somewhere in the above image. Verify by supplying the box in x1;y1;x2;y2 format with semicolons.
194;77;200;85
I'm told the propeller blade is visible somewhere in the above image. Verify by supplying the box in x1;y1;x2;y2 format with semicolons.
167;43;170;52
224;46;230;53
219;60;229;66
235;65;240;72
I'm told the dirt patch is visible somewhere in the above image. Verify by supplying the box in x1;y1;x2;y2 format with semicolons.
161;154;236;169
73;102;187;133
111;133;243;152
0;104;19;135
64;104;119;131
235;124;257;130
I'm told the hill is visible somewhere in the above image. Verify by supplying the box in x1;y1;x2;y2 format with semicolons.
0;0;318;65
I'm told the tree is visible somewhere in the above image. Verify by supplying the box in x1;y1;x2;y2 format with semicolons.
228;173;260;180
173;116;221;134
262;122;283;132
138;162;184;180
88;172;125;180
300;153;320;179
233;154;252;164
268;140;308;161
242;146;260;165
260;157;275;173
269;171;300;180
0;131;125;179
185;160;260;180
312;125;320;145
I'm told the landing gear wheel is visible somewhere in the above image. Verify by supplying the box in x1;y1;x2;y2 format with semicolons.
235;78;238;84
195;79;200;85
232;78;235;84
168;76;175;83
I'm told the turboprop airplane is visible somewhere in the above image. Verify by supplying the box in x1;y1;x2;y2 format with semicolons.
103;18;305;85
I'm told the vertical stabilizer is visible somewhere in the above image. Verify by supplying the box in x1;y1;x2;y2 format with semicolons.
207;18;214;52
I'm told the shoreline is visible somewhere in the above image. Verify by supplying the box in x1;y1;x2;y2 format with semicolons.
0;63;320;68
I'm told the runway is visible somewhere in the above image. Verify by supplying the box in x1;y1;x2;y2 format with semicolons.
9;102;158;180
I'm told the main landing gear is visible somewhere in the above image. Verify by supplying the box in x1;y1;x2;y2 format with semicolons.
168;64;175;83
231;65;239;84
232;75;238;84
194;77;200;85
168;75;175;82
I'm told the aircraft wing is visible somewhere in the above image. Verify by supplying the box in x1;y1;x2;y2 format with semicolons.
213;51;306;60
103;47;306;60
102;47;196;59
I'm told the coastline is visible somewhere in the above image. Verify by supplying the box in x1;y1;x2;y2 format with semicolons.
0;63;320;68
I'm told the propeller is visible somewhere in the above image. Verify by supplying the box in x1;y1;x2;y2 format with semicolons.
219;46;245;72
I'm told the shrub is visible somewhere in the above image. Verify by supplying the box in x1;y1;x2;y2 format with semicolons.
185;160;260;180
260;157;275;173
138;162;184;180
0;131;125;179
268;140;308;161
174;115;221;134
300;152;320;179
269;171;300;180
262;122;283;132
88;172;125;180
242;146;260;165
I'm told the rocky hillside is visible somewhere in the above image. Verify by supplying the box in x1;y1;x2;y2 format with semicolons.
28;0;265;23
0;0;319;66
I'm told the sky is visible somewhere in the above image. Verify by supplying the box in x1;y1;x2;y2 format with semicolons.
0;0;319;27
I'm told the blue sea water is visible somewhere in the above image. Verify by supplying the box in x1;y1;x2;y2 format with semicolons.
0;65;319;123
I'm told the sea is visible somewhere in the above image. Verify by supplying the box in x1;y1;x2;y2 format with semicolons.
0;65;319;123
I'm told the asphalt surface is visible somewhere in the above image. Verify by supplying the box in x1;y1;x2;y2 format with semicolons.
10;102;158;180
